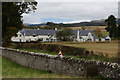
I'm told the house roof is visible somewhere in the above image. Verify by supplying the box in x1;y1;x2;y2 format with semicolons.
19;29;58;36
19;29;98;39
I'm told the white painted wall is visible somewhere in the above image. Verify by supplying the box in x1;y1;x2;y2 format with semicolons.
76;31;95;42
11;32;57;42
11;30;99;42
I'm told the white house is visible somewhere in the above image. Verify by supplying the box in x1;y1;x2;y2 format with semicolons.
101;35;111;41
74;30;99;42
11;29;99;42
11;29;58;42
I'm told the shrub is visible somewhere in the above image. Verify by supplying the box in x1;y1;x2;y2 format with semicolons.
12;43;86;57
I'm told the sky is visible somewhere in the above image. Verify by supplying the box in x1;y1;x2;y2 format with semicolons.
22;0;119;24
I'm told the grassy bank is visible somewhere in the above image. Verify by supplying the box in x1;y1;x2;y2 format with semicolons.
2;57;81;78
2;57;107;79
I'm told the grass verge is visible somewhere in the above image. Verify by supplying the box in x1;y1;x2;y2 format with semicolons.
2;57;81;78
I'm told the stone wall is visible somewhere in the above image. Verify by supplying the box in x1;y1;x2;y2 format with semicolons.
1;47;120;78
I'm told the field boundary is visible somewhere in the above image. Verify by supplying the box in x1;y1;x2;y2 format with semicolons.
1;47;119;78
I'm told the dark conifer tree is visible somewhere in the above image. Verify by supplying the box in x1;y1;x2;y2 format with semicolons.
2;1;37;46
105;15;117;39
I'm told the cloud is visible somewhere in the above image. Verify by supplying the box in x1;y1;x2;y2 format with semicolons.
23;2;118;24
36;0;120;2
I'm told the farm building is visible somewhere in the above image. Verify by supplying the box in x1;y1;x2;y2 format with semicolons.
11;29;99;42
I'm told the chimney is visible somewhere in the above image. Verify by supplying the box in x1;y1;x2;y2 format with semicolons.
77;30;80;39
55;28;57;30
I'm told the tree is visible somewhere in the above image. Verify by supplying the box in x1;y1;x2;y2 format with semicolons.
2;1;37;46
118;25;120;39
56;28;74;41
93;28;102;39
105;15;117;38
81;26;85;30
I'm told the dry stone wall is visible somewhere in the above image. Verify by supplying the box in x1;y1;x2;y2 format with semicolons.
1;47;120;79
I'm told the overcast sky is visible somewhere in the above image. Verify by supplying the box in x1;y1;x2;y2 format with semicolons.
22;0;119;24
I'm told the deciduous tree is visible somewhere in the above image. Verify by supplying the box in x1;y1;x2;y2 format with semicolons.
56;28;74;41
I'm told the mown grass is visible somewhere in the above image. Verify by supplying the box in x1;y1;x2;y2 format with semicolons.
2;57;81;78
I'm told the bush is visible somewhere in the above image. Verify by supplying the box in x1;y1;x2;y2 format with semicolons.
12;43;86;57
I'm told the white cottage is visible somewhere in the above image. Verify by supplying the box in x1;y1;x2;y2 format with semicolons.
11;29;99;42
74;30;99;42
101;35;111;41
11;29;58;42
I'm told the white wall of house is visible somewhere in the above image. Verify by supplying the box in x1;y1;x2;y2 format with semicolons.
11;32;57;42
76;31;95;42
101;36;111;42
11;30;100;42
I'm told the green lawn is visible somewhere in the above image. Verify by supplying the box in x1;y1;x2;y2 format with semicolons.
2;57;80;78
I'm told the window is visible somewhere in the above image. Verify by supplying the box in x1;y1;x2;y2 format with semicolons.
20;39;21;42
33;34;36;37
19;34;22;37
37;38;43;42
46;38;49;40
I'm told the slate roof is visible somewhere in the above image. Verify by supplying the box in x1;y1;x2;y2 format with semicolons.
19;29;58;36
19;29;98;39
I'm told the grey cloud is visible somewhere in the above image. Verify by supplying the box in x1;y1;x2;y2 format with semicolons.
23;2;118;23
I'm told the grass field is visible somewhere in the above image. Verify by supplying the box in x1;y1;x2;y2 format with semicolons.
11;42;118;62
69;26;107;32
2;57;81;78
69;26;109;36
48;41;118;58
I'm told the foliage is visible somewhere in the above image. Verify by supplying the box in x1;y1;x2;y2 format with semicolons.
10;43;118;62
93;28;102;39
46;22;57;27
56;28;74;41
118;25;120;39
81;26;85;30
105;15;117;38
2;1;37;46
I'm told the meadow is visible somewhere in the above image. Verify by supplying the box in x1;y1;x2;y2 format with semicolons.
47;41;118;58
69;26;107;32
2;57;80;78
10;41;119;62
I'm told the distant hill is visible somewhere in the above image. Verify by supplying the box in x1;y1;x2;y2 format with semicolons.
24;23;46;27
23;18;120;27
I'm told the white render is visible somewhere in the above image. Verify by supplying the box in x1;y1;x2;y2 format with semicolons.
11;32;57;42
11;29;99;42
101;35;111;41
76;31;98;42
